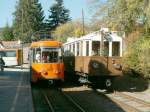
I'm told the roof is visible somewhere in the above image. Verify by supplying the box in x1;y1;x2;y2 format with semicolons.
30;40;62;48
0;41;20;49
64;29;124;45
0;48;20;51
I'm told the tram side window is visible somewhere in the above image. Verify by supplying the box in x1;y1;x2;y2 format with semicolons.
35;48;41;63
73;44;75;55
64;44;74;56
92;41;100;56
112;42;120;56
104;42;109;56
77;43;80;56
32;49;35;63
80;41;83;56
29;49;33;63
86;41;89;56
69;44;73;56
59;48;63;63
69;45;71;52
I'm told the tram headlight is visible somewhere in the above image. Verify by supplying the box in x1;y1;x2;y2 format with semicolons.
41;70;48;76
54;70;61;74
92;62;99;69
43;71;48;75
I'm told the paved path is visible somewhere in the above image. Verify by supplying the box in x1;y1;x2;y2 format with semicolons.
0;67;33;112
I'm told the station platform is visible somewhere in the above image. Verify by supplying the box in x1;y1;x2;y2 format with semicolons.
0;67;33;112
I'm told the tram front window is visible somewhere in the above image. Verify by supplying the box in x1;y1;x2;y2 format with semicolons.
42;48;62;63
35;48;41;63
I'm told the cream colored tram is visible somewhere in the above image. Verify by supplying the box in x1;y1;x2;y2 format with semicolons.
63;28;124;90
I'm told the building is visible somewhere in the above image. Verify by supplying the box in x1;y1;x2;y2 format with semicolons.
0;41;30;63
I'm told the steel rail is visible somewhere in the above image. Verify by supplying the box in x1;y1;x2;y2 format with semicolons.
115;92;150;107
42;91;55;112
96;89;141;112
61;90;86;112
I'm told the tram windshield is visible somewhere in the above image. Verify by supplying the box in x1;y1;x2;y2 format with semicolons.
34;47;63;63
41;47;62;63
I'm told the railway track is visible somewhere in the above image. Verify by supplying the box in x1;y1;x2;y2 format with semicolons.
32;85;87;112
32;86;51;112
97;89;150;112
32;84;150;112
62;86;125;112
42;91;55;112
42;88;86;112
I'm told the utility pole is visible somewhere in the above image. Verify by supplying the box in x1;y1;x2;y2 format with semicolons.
21;8;24;69
22;9;23;39
82;8;85;36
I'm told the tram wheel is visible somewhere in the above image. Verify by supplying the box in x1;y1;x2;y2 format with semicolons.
105;78;114;92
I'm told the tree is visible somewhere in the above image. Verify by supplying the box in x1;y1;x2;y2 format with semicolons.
52;22;75;42
89;0;145;33
107;0;145;34
1;24;14;41
13;0;44;42
106;0;150;77
88;0;108;20
123;36;150;78
74;28;83;37
0;28;3;39
47;0;71;31
143;0;150;33
87;0;109;31
88;0;150;78
52;21;90;42
29;0;45;32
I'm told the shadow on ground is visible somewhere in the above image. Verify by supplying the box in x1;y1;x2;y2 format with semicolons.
64;71;150;93
113;75;149;92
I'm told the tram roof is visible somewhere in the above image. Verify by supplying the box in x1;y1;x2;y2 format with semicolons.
64;30;123;45
30;40;62;48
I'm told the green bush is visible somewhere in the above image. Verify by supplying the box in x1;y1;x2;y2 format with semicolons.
123;36;150;78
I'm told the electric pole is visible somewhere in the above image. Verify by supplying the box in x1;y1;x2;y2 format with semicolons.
21;8;24;69
82;8;85;35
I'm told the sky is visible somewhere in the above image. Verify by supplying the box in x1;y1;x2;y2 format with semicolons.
0;0;93;28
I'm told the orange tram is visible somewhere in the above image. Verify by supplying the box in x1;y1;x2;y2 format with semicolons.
29;40;64;84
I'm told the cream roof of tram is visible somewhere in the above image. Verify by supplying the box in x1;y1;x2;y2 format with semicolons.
64;30;123;45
